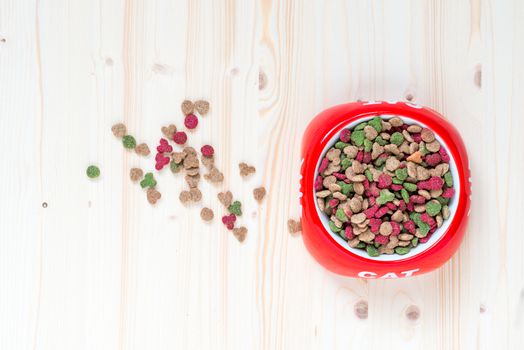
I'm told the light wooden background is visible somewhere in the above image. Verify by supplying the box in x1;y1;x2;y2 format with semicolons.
1;0;523;349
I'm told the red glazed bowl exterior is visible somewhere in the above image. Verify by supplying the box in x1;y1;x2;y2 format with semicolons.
300;101;471;279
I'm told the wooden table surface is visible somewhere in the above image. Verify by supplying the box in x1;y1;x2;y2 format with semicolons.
1;0;523;349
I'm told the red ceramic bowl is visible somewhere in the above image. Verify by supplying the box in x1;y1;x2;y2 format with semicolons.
300;101;471;279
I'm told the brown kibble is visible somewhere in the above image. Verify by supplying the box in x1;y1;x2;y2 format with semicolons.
398;240;411;247
253;187;266;202
352;160;364;174
239;162;256;177
111;123;127;138
379;247;394;255
379;221;393;236
181;100;194;115
287;219;302;235
135;143;150;156
194;100;210;115
323;175;337;188
409;142;419;154
358;230;375;243
200;207;214;221
349;237;361;248
130;168;143;182
183;146;197;156
407;125;422;133
183;155;199;169
354;182;364;195
407;151;423;164
386;235;400;249
399;233;414;241
146;188;161;205
351;213;367;224
343;145;359;159
381;121;392;131
364;125;378;140
326;148;341;161
189;188;202;202
402;130;414;143
185;174;200;188
349;197;362;213
389;117;403;127
391;210;404;222
179;190;191;203
233;226;248;242
172;151;186;164
426;140;441;153
385;157;400;171
418;190;431;200
201;155;215;169
383;144;400;155
218;191;233;208
185;168;200;176
204;166;224;183
371;142;384;160
161;124;177;139
421;128;435;143
416;166;430;181
399;141;411;154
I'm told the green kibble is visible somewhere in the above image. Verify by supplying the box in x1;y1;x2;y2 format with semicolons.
339;229;347;240
411;237;419;247
335;141;350;149
390;132;404;146
392;177;404;185
444;172;453;187
228;201;242;216
170;160;181;174
419;142;429;155
122;135;136;149
341;158;352;170
375;136;388;146
351;130;365;147
86;165;100;178
401;188;410;203
377;189;395;205
364;139;373;152
366;245;380;257
368;117;383;133
341;183;353;196
354;122;367;131
395;247;411;255
140;172;157;189
425;200;442;216
374;157;387;167
418;222;430;236
356;242;366;249
335;208;348;222
436;196;450;206
403;182;418;192
328;220;341;233
365;169;373;182
395;168;408;181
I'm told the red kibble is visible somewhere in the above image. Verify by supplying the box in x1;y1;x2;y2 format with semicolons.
377;174;392;189
439;147;450;163
343;206;353;218
420;233;432;243
157;138;173;153
398;200;407;211
173;131;188;145
364;204;379;219
333;172;347;180
155;152;164;162
184;113;199;129
369;218;381;233
418;176;444;190
201;144;214;157
363;152;372;164
345;226;355;240
328;198;339;208
340;128;351;143
403;220;416;234
386;202;397;210
318;158;329;173
391;184;403;191
222;214;237;230
410;195;426;204
356;151;364;162
390;222;401;235
412;133;422;142
368;183;380;197
407;202;414;212
375;234;389;245
155;163;163;171
399;163;406;169
420;213;436;228
375;206;389;218
442;187;455;198
368;196;376;206
314;176;323;191
425;153;442;167
363;178;370;190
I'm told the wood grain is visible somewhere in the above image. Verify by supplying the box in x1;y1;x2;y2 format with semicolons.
0;0;523;349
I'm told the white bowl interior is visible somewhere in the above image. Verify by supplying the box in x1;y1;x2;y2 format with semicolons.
313;115;460;261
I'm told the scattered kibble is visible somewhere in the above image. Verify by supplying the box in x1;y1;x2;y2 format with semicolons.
287;219;302;235
173;131;187;145
161;124;177;139
130;168;143;182
253;187;266;202
239;162;256;177
181;100;194;115
315;116;455;256
200;207;214;221
201;145;214;157
228;201;242;216
189;188;202;202
179;190;191;203
218;191;233;208
140;172;157;189
111;123;127;138
194;100;210;115
135;143;150;156
122;135;136;149
184;114;199;130
146;187;161;205
233;226;247;242
86;165;100;178
222;214;236;230
204;166;224;183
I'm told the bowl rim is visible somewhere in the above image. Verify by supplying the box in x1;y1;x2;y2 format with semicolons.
312;114;460;261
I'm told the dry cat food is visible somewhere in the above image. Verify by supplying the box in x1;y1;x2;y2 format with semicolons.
130;168;143;182
239;162;256;177
314;116;455;257
287;219;302;234
86;165;100;179
200;207;214;221
253;187;266;202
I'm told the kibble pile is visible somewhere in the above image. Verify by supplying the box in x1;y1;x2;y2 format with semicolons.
315;116;455;257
